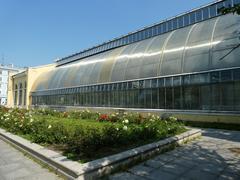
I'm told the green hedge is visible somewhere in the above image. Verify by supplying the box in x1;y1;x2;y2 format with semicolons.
0;107;185;162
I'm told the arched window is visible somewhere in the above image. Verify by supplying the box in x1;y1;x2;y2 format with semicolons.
14;84;18;106
19;83;23;106
24;81;27;106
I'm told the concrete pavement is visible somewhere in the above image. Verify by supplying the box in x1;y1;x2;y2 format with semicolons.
0;138;61;180
110;129;240;180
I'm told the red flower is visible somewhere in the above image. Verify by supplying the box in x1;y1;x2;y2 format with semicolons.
98;114;109;122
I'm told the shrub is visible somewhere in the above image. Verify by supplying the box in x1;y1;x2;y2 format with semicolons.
0;108;185;161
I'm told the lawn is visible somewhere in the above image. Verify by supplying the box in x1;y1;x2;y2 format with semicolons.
0;107;186;163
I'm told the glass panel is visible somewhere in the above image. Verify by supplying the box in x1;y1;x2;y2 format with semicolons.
224;0;232;8
152;88;158;108
173;87;181;109
183;75;190;85
167;20;172;31
166;87;173;109
145;89;152;108
165;77;172;87
145;30;149;38
234;81;240;111
139;89;145;108
178;16;184;28
183;18;217;73
151;79;158;88
233;69;240;80
158;78;164;87
139;80;144;88
221;70;232;81
153;26;157;36
128;81;133;89
133;81;139;89
196;10;202;22
190;12;196;24
210;71;220;83
210;5;217;17
211;84;221;110
172;19;177;29
234;0;240;5
141;31;145;40
221;82;234;110
149;28;153;37
162;26;192;75
129;35;133;43
158;88;165;108
184;14;189;26
173;76;181;86
162;22;167;33
157;24;162;34
202;7;209;20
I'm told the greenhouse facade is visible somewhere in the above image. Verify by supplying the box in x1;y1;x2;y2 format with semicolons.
31;0;240;112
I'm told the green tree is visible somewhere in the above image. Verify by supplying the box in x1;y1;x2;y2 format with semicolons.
218;4;240;15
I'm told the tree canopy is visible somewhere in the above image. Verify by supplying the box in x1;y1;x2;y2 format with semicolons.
218;4;240;15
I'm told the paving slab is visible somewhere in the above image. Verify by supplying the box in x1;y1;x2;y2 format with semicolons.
0;139;61;180
109;128;240;180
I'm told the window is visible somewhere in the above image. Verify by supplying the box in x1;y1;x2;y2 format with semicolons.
178;16;184;28
165;77;172;87
224;0;232;8
153;26;157;36
137;32;141;41
198;73;209;84
128;81;133;89
139;80;144;89
183;75;190;85
173;76;181;86
221;70;232;81
145;79;151;88
123;82;127;90
233;69;240;80
210;5;217;17
172;19;178;29
0;70;2;74
132;33;136;42
190;12;196;24
162;22;167;33
158;78;164;87
184;15;190;26
167;20;173;31
133;81;139;89
202;7;209;20
18;83;23;106
210;71;220;83
151;79;158;88
149;27;153;37
234;0;240;5
157;24;162;34
196;10;202;22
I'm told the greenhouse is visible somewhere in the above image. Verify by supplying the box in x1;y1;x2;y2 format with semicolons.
31;0;240;112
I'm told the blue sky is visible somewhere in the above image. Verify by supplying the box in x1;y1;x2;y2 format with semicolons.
0;0;212;67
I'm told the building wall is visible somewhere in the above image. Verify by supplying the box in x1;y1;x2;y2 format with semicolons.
7;64;55;108
0;66;23;106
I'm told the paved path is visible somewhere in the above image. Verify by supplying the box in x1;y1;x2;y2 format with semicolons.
0;139;61;180
110;129;240;180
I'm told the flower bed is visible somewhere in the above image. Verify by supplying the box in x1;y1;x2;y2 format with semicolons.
0;107;186;162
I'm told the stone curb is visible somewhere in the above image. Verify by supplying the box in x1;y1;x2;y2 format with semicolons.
0;128;201;180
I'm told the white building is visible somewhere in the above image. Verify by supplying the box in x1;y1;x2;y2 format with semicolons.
0;64;24;105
